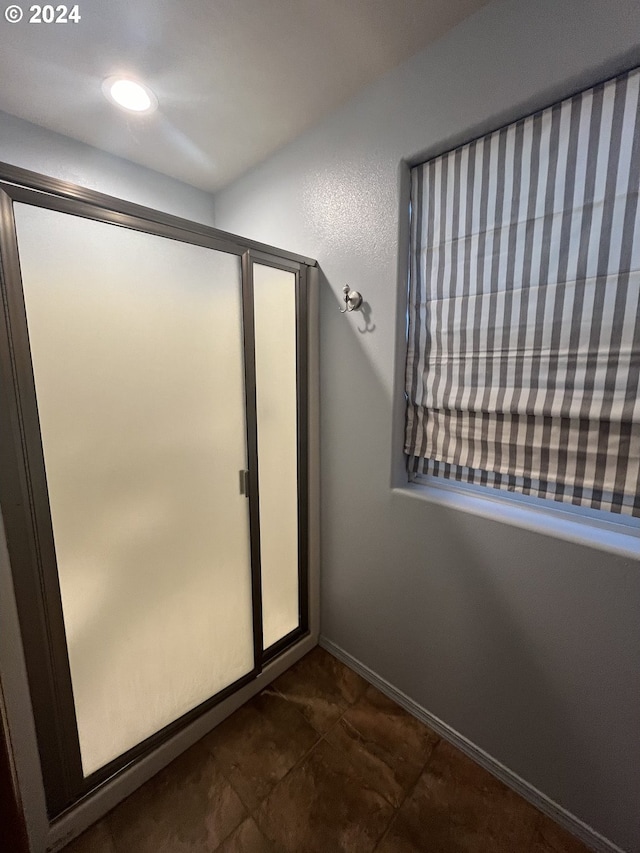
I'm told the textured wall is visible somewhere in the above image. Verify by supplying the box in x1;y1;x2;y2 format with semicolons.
0;110;216;225
213;2;640;850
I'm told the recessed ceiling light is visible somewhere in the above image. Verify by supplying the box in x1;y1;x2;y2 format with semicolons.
102;77;157;114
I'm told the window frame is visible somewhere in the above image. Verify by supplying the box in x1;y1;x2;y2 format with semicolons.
397;68;640;539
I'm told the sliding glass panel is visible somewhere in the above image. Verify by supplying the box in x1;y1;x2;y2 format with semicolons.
253;263;299;649
13;204;254;776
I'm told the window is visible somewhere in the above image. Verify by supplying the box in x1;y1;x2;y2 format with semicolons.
405;67;640;518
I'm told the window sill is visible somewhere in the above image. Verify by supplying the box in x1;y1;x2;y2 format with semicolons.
393;480;640;561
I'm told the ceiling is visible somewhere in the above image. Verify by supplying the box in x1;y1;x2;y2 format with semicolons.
0;0;489;193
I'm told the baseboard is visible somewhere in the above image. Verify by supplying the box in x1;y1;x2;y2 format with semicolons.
319;636;626;853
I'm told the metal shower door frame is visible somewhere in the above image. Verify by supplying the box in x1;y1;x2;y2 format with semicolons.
0;162;314;818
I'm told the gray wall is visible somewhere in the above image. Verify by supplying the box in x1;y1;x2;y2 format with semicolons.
213;2;640;850
0;110;217;225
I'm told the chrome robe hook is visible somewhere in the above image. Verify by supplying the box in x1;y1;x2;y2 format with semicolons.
339;284;363;313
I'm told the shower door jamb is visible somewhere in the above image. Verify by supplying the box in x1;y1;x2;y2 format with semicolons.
0;186;82;814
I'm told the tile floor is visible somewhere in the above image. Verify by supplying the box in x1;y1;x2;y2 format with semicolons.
62;647;590;853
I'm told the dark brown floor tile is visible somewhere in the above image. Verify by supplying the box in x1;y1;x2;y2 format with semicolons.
215;816;281;852
377;740;538;853
478;789;541;853
272;647;369;733
423;739;509;799
61;820;116;853
376;782;491;852
375;812;436;853
202;688;320;810
108;742;246;853
529;813;591;853
60;656;589;853
255;738;394;853
326;684;439;806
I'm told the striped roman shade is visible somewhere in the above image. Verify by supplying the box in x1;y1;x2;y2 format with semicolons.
405;67;640;517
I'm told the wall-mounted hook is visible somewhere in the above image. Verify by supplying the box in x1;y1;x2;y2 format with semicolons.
339;284;363;313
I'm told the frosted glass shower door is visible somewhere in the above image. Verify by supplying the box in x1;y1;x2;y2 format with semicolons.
253;262;301;649
12;203;255;777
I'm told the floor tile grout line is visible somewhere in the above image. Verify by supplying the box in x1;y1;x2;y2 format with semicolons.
316;730;402;813
246;736;326;848
371;807;399;853
247;725;401;853
321;678;443;812
202;680;324;811
268;654;446;821
240;672;376;842
333;702;439;768
103;748;252;853
206;664;357;830
209;805;251;853
185;740;257;838
245;729;324;819
370;736;442;852
318;724;401;812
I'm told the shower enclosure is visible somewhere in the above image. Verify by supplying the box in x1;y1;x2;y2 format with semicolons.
0;163;318;834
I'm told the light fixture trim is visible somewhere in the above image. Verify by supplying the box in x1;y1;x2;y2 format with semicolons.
102;76;158;114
